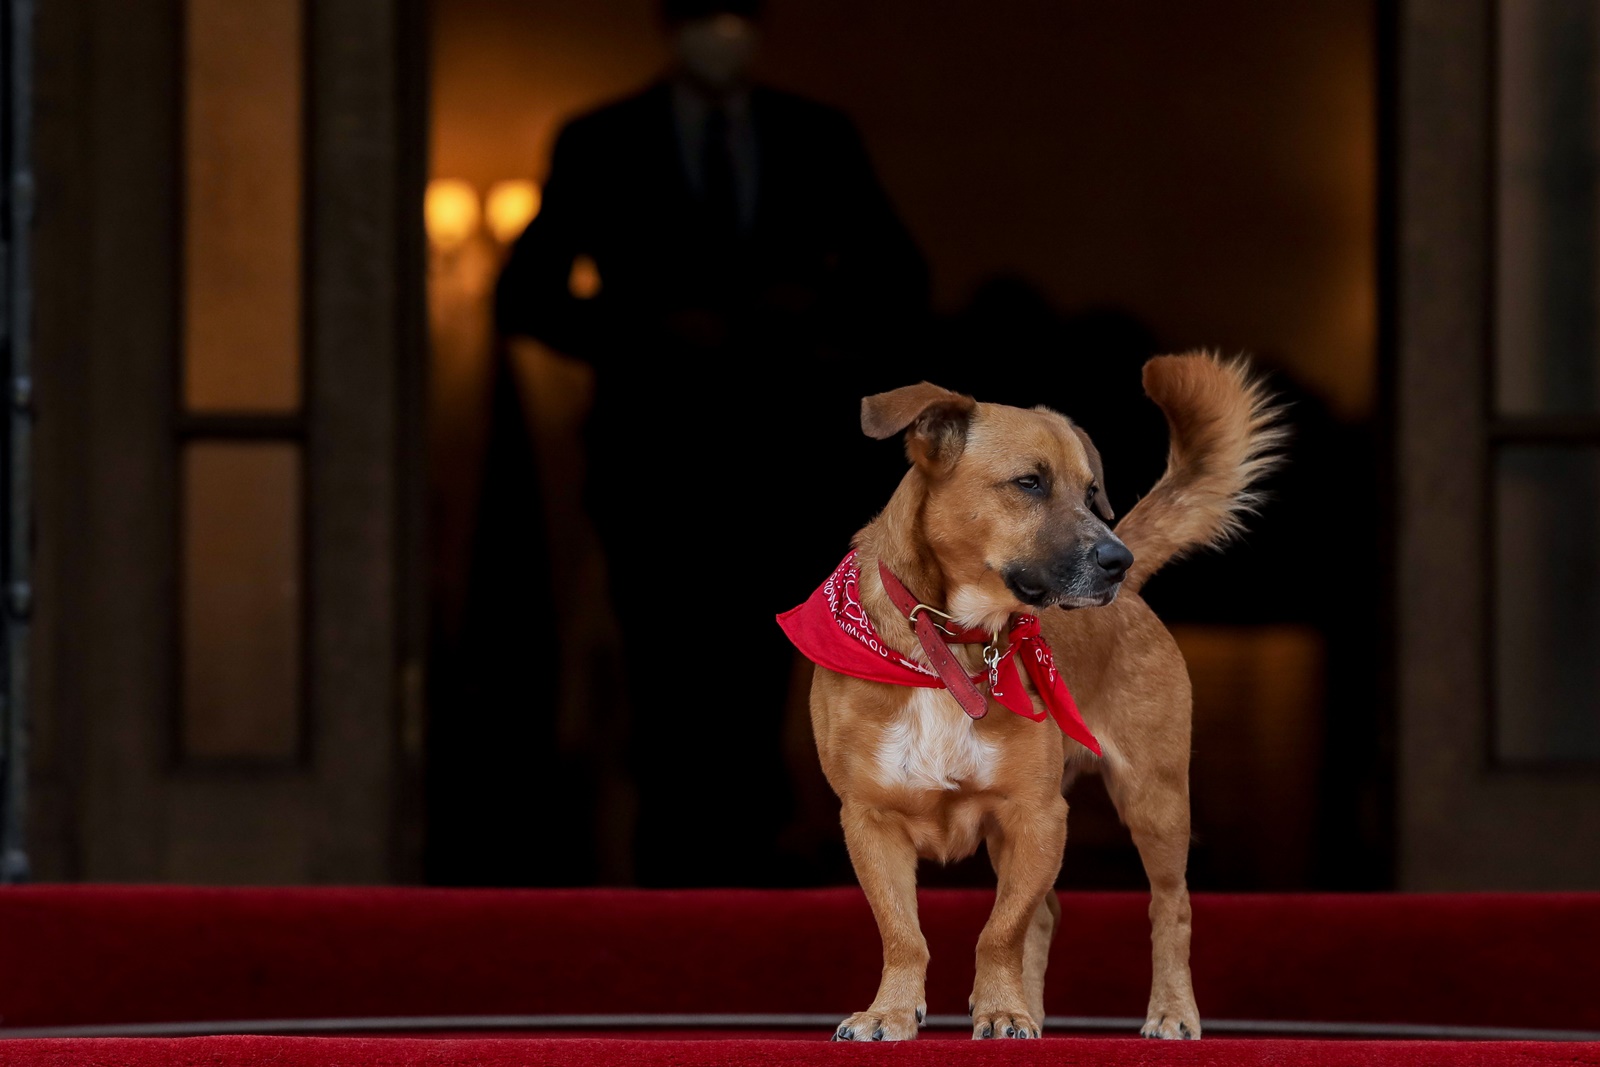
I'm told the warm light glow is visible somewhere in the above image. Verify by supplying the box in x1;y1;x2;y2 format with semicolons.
568;254;602;300
485;179;541;245
425;179;481;250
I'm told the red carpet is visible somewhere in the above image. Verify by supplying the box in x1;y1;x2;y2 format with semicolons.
1;887;1597;1064
5;1036;1600;1067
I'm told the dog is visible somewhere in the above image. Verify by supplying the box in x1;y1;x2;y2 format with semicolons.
778;352;1282;1041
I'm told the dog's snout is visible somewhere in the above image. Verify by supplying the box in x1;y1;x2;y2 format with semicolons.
1094;539;1133;580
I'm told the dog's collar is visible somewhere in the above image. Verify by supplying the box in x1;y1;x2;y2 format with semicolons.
876;562;996;720
875;562;996;643
873;561;1103;755
775;552;1103;755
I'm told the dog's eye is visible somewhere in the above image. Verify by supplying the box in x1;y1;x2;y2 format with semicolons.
1085;484;1100;508
1014;475;1044;495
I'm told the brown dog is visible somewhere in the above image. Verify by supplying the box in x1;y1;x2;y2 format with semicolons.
795;352;1282;1041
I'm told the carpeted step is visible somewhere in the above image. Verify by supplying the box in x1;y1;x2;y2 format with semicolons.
1;887;1597;1034
3;888;1598;1064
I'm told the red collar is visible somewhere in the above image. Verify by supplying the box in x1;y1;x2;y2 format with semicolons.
775;552;1103;756
875;561;996;720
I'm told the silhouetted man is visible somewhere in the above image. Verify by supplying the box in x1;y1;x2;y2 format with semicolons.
495;0;928;885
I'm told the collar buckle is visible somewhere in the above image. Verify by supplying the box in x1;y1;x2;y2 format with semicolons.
906;602;962;638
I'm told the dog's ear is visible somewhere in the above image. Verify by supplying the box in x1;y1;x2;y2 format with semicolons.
1071;423;1115;521
861;383;977;471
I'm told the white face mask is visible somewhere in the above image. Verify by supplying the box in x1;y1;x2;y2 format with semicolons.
673;14;760;93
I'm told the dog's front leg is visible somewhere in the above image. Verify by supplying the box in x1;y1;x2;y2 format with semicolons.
970;795;1067;1039
833;801;926;1042
1127;783;1201;1038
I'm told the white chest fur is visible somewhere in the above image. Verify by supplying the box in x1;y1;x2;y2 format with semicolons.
875;687;998;791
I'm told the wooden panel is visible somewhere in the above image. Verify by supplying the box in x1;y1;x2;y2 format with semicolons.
29;0;423;884
1492;446;1600;763
305;0;419;882
1493;0;1600;416
30;0;101;881
1396;0;1600;889
183;0;303;413
180;442;303;762
72;0;182;881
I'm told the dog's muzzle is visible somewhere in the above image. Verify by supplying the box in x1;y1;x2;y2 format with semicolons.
1003;537;1133;609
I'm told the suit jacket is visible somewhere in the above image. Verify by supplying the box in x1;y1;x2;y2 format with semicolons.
496;81;926;369
494;80;928;596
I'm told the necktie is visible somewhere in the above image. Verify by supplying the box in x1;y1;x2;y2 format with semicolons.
701;105;741;240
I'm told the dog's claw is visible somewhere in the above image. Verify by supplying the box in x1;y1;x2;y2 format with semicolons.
915;1008;926;1025
833;1011;919;1042
973;1011;1040;1041
1141;1013;1202;1040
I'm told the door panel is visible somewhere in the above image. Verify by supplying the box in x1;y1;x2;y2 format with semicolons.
29;0;425;883
1396;0;1600;888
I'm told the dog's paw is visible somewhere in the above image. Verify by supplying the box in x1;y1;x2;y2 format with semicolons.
971;1008;1040;1040
1140;1011;1201;1040
831;1006;923;1042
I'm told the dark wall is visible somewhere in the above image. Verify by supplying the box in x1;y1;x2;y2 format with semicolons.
433;0;1376;417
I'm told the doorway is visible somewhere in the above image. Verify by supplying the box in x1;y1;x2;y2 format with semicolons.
422;0;1387;890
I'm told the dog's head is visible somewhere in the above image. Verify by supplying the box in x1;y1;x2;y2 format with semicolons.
862;382;1132;625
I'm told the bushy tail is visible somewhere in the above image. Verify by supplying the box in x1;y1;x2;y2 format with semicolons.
1116;352;1286;594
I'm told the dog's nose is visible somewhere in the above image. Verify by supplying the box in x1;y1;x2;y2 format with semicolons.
1094;539;1133;580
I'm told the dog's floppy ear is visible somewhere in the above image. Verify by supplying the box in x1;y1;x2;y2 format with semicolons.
1070;423;1115;521
862;382;977;472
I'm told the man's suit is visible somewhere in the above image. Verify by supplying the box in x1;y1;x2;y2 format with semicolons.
495;80;928;885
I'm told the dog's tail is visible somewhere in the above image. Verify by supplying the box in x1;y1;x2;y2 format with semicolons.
1115;352;1286;595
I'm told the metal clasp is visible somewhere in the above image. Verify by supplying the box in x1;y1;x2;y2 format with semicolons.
907;602;962;637
983;638;1002;689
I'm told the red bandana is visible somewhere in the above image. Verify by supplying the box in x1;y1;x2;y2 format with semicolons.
776;551;1102;756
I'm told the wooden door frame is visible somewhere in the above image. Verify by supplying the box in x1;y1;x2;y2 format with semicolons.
1395;0;1600;888
28;0;427;882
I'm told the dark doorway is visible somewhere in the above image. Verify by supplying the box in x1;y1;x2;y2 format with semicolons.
422;0;1388;891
